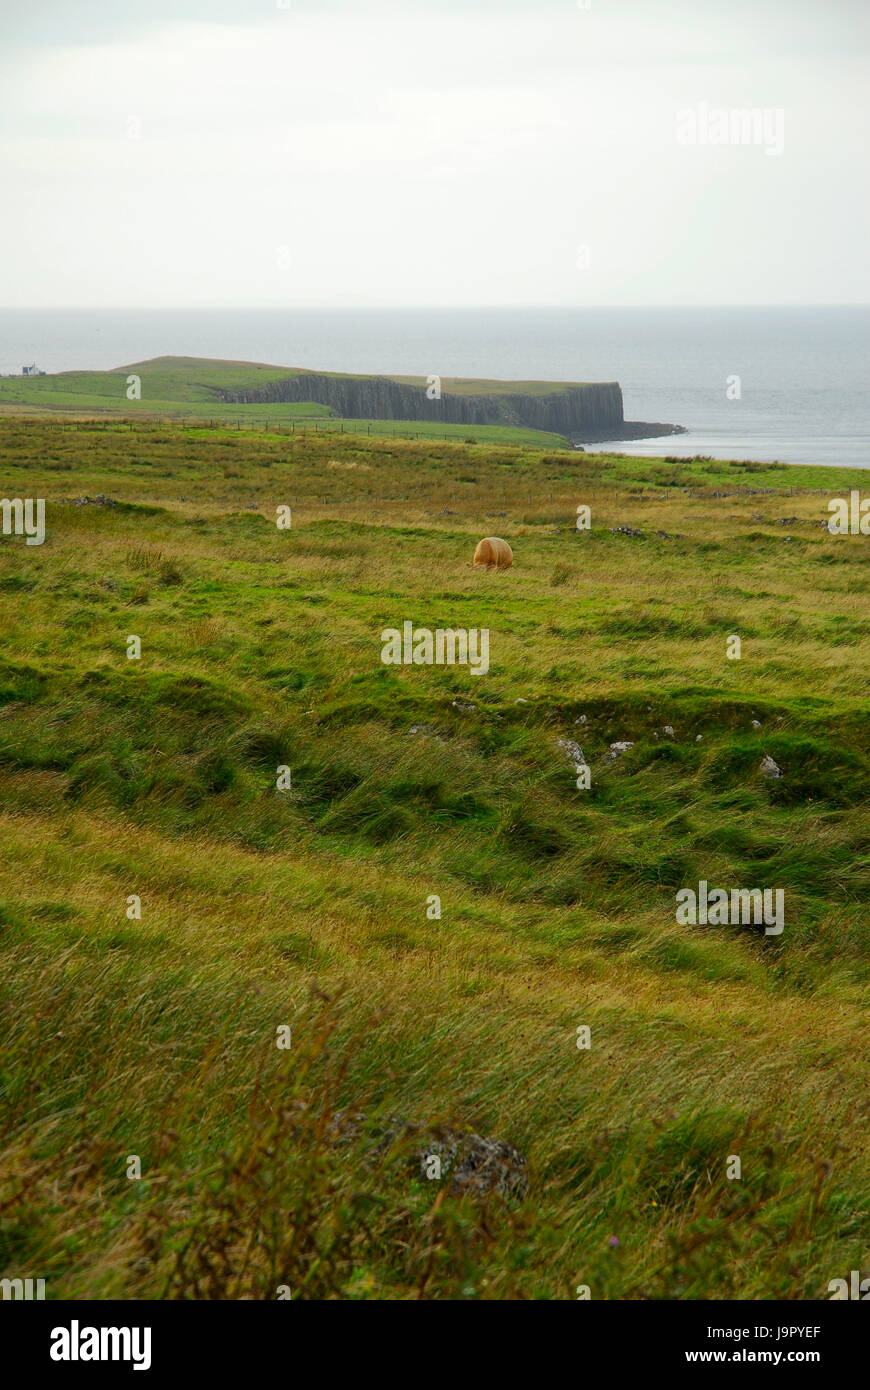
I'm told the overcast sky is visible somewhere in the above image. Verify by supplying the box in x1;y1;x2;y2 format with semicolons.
1;0;867;308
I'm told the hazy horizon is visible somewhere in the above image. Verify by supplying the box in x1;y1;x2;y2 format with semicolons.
4;301;869;311
2;0;868;310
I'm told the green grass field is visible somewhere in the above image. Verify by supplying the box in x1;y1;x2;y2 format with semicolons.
1;418;868;1300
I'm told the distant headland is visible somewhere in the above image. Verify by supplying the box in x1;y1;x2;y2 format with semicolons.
216;365;684;444
0;356;685;446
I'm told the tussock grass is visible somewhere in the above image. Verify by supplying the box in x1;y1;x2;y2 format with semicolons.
0;420;868;1299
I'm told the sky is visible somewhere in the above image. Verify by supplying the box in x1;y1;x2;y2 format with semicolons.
0;0;868;308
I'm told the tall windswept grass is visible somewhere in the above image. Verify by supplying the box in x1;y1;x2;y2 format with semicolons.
0;419;867;1298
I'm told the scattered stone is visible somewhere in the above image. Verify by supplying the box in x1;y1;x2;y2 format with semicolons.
66;494;118;507
451;699;476;712
751;719;762;728
515;697;529;704
326;1109;371;1147
607;741;634;761
556;737;586;773
328;1112;528;1199
695;734;703;742
575;714;587;724
611;525;645;539
420;1127;528;1200
760;755;782;779
663;725;675;738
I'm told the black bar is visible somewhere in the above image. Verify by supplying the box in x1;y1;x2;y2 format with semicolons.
6;1297;864;1376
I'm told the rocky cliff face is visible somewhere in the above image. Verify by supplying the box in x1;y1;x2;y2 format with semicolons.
216;372;625;437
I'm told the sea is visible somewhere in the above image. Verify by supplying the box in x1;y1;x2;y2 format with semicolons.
1;306;867;468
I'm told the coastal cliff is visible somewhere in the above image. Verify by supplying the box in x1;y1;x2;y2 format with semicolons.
216;372;628;438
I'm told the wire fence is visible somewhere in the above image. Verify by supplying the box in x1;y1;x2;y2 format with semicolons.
10;415;532;447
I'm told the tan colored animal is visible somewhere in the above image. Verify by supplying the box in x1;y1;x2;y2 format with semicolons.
470;536;513;569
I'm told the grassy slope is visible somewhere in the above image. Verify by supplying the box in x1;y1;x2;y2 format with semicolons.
0;357;590;446
110;356;599;394
0;419;868;1300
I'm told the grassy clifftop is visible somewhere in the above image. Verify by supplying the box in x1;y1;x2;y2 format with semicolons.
0;419;867;1299
0;356;628;442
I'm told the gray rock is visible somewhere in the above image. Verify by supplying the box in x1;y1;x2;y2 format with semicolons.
67;494;117;507
328;1111;528;1200
420;1128;528;1200
408;724;447;742
556;737;586;772
608;741;634;761
760;755;782;779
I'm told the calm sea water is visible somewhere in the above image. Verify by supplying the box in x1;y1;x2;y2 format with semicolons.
2;306;867;467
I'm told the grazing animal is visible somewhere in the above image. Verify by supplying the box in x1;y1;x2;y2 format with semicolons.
470;536;513;569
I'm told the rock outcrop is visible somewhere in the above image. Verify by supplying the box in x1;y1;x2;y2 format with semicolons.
328;1110;528;1199
217;370;627;438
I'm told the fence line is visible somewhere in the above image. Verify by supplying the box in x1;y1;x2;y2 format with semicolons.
5;415;536;448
